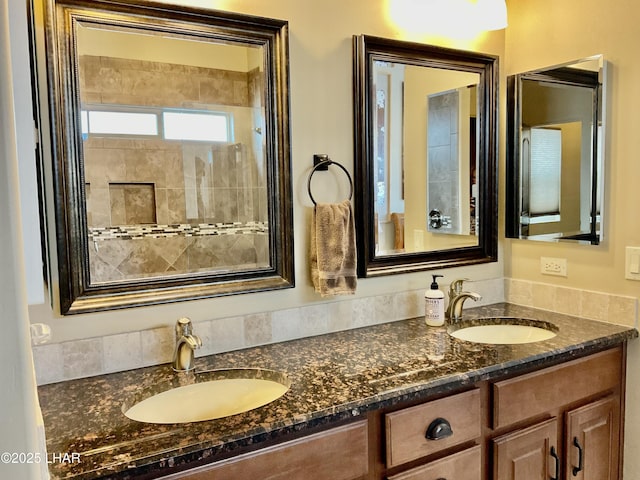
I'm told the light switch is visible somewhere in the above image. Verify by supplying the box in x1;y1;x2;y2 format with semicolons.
625;247;640;280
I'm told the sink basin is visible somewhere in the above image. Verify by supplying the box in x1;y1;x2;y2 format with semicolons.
448;318;558;344
123;368;290;424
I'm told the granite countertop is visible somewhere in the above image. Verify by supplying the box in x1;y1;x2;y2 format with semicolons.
38;303;638;479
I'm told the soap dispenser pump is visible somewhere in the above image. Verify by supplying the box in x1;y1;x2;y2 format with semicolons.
425;274;445;326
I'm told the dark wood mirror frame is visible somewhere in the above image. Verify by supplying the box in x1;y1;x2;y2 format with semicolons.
35;0;294;314
352;35;498;277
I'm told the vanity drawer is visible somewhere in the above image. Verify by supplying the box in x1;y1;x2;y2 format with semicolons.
165;420;368;480
387;445;482;480
493;347;622;429
385;389;481;468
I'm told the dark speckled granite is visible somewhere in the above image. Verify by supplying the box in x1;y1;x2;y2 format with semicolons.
38;303;638;479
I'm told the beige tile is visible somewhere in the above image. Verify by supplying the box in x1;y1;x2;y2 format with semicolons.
32;343;64;385
554;287;582;316
374;294;395;324
608;295;638;327
506;278;533;306
103;332;143;373
352;297;376;328
475;278;505;305
299;304;329;337
141;326;174;366
271;308;302;342
244;313;272;346
192;320;214;357
532;282;557;312
209;316;245;353
393;290;422;321
62;338;104;380
579;290;610;321
328;300;353;332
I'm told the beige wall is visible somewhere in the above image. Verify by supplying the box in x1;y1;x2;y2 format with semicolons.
504;0;640;297
28;0;505;342
404;67;479;251
504;0;640;477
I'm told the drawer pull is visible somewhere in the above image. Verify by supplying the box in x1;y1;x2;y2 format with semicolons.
550;446;559;480
572;437;584;476
425;418;453;440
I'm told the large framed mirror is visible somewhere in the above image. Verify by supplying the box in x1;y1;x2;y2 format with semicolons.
38;0;293;314
353;35;498;277
506;55;607;244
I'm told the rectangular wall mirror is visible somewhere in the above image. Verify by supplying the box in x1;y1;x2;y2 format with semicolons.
36;0;293;314
353;35;498;277
506;55;607;244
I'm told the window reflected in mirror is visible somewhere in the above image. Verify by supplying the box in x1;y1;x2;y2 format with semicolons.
506;55;606;244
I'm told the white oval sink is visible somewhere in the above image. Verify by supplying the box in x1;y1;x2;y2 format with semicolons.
449;318;558;344
123;369;289;424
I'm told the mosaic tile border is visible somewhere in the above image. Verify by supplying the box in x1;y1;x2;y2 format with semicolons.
89;221;268;241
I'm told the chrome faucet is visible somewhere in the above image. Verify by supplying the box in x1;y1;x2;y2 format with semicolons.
172;317;202;372
446;279;482;323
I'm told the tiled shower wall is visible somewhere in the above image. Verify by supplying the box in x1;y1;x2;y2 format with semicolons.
79;55;269;282
427;89;461;233
80;54;266;228
31;278;638;385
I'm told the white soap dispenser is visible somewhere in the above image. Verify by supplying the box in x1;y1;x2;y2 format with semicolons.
425;274;445;326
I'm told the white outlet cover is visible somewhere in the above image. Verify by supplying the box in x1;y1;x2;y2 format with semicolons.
540;257;568;277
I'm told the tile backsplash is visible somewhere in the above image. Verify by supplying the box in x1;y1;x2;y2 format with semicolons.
31;277;637;385
506;278;638;327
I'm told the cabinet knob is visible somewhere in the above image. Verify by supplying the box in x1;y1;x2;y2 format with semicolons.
425;417;453;440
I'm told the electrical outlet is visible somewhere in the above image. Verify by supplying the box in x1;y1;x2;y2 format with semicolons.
540;257;568;277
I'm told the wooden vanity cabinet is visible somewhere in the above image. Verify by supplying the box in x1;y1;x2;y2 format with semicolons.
158;346;626;480
380;347;625;480
491;348;623;480
492;395;620;480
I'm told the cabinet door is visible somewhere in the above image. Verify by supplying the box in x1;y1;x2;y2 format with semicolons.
493;418;559;480
566;396;620;480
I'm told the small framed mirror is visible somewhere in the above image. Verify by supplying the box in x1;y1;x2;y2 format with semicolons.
37;0;293;314
506;55;607;244
353;35;498;277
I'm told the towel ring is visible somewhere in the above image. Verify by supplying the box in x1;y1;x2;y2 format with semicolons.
307;159;354;206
